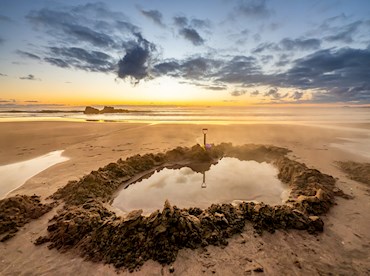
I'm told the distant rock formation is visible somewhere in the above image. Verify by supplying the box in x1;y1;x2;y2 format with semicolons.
84;106;99;114
84;106;131;114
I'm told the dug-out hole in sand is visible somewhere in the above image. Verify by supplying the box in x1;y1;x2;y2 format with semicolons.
112;157;290;214
33;143;350;272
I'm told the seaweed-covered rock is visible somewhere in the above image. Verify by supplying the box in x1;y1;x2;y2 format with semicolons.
0;195;54;242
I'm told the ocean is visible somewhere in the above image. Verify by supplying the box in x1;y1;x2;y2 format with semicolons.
0;105;369;125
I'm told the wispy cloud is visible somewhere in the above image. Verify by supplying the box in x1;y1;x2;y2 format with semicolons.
19;74;40;81
179;28;205;46
231;90;247;96
236;0;272;19
253;38;321;53
173;15;207;46
140;9;165;27
0;14;12;22
16;50;41;60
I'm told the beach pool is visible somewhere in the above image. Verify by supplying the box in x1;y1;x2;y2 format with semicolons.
0;151;69;198
112;157;289;214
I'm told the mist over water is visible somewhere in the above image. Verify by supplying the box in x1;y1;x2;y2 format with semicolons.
112;158;289;214
0;106;369;125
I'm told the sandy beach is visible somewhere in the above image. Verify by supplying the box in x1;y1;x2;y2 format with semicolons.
1;121;370;275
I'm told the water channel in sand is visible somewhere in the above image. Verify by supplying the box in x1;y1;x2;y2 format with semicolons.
0;150;69;198
113;157;289;214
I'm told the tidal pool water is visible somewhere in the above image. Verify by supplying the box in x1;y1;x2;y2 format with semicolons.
0;150;69;198
113;157;289;214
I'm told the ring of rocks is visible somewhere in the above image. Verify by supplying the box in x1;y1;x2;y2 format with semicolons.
12;143;348;272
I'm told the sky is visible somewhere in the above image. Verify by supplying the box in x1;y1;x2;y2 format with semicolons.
0;0;370;107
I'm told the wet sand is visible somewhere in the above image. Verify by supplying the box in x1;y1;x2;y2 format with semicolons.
0;121;370;275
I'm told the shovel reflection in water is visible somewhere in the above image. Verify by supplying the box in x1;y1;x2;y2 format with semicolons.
201;171;207;188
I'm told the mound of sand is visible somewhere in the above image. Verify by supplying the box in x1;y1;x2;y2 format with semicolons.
337;161;370;185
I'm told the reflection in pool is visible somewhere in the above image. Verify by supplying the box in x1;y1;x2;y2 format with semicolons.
0;150;69;198
112;157;289;214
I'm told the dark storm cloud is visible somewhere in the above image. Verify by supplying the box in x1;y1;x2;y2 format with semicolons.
118;33;156;83
140;9;164;27
236;0;272;19
252;38;321;53
46;47;114;72
283;48;370;88
19;74;39;81
25;3;159;83
145;43;370;103
273;47;370;102
179;28;205;46
16;50;41;60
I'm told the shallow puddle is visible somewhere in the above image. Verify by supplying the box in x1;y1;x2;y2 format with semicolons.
0;150;69;198
113;157;289;214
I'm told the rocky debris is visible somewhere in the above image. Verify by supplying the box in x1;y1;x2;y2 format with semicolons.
0;195;54;242
34;200;114;249
37;143;343;271
36;199;325;271
275;157;339;215
336;161;370;185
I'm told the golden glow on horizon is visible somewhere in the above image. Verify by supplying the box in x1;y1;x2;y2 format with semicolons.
2;70;369;107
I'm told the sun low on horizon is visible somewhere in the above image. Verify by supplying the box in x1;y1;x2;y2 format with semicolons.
0;0;370;107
